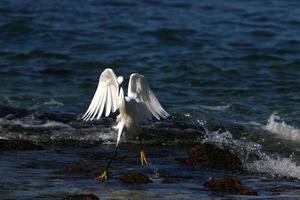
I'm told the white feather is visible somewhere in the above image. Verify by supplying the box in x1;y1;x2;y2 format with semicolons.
82;68;119;121
97;88;107;119
128;73;169;121
105;87;112;117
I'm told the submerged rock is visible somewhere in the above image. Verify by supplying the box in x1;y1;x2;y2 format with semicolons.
176;143;242;171
58;165;100;177
62;194;99;200
160;175;192;184
204;177;257;195
119;173;152;184
0;139;42;151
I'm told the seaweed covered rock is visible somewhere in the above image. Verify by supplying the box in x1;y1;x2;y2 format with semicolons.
204;177;257;195
176;143;242;171
0;139;42;151
119;173;152;184
62;194;99;200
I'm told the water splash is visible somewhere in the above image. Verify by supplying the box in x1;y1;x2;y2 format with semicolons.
203;130;263;163
203;129;300;180
246;155;300;180
263;113;300;141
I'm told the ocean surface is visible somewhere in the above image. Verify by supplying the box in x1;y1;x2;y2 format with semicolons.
1;0;300;199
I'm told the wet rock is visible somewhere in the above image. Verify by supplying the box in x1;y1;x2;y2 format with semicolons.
62;194;99;200
34;112;76;123
119;173;152;184
176;143;242;171
4;114;16;120
204;177;257;195
0;105;28;118
0;139;42;151
142;127;204;145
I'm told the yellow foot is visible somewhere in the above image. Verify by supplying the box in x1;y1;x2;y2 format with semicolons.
140;150;148;166
95;170;108;181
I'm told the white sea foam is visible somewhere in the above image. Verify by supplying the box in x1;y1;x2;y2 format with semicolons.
43;99;64;106
0;117;74;130
0;114;117;143
200;104;231;111
203;129;300;180
246;155;300;179
263;113;300;141
203;130;263;162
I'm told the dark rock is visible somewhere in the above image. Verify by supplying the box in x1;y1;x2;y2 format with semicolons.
119;173;152;184
62;194;99;200
176;143;242;171
204;177;257;195
5;114;16;120
0;139;42;151
142;127;204;145
0;105;28;118
34;112;76;123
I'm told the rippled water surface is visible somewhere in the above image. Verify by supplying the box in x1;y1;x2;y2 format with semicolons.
1;0;300;199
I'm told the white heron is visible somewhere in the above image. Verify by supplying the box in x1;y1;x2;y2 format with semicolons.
82;68;169;181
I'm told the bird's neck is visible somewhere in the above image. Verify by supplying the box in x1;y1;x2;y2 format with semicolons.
118;87;126;109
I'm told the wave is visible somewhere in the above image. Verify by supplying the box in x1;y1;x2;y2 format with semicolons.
200;104;231;111
203;129;300;180
43;99;64;106
1;105;300;180
30;99;64;110
262;113;300;142
0;106;202;145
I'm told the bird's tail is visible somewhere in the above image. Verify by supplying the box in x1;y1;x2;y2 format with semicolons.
116;121;125;147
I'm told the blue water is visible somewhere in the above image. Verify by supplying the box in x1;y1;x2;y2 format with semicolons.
1;0;300;199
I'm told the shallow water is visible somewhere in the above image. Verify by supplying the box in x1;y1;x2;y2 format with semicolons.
1;0;300;199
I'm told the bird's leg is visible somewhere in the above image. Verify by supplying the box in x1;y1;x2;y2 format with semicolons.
95;147;118;181
139;134;148;166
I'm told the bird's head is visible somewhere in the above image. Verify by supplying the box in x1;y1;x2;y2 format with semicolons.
117;76;124;85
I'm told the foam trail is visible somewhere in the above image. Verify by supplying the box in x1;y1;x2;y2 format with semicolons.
263;113;300;141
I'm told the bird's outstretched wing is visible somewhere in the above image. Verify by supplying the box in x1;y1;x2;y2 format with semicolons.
128;73;169;121
83;68;119;121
